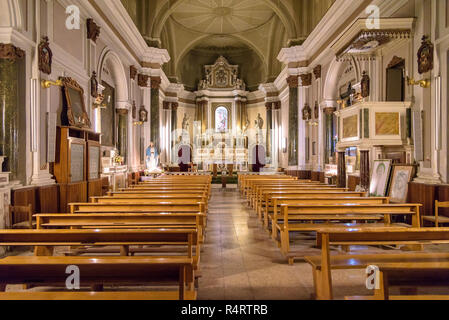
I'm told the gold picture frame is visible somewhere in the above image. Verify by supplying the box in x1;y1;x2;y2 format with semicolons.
61;77;91;129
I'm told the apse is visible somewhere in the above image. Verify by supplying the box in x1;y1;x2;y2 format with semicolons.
176;35;266;92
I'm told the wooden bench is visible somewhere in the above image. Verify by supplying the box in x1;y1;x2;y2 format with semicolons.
37;213;205;243
269;197;390;236
304;227;449;300
241;177;298;197
276;203;422;262
250;184;338;209
252;186;347;213
0;229;198;264
92;194;209;210
0;256;194;300
260;192;368;226
0;291;197;300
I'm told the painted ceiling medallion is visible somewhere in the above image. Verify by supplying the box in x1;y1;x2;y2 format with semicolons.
171;0;274;35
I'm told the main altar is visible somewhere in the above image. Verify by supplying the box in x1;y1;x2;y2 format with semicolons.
185;56;267;171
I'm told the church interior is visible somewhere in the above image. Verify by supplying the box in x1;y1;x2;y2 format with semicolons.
0;0;449;302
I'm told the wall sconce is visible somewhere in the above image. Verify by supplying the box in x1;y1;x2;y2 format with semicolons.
282;138;287;153
407;77;430;88
41;79;62;89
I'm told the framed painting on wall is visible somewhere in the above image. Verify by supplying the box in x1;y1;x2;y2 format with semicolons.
388;165;416;203
369;159;392;197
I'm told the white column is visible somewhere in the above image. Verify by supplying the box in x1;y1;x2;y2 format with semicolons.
30;0;54;186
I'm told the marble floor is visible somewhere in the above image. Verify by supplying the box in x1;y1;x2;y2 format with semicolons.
198;188;374;300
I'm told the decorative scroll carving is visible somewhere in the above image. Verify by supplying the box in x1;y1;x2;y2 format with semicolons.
38;37;52;75
87;19;101;43
300;73;312;87
417;35;434;74
302;103;312;121
130;66;138;80
387;56;405;69
0;43;25;60
199;56;246;90
138;74;149;87
313;65;322;79
139;106;148;122
287;76;299;88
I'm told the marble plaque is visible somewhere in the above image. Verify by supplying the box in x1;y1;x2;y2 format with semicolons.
343;115;358;139
375;112;399;135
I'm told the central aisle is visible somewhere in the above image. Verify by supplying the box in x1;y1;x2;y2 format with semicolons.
198;187;316;300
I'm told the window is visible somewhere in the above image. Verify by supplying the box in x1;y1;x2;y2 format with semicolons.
215;106;228;132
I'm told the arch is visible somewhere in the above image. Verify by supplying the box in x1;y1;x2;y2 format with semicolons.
174;34;268;88
323;57;359;102
0;0;23;29
150;0;296;41
97;48;129;103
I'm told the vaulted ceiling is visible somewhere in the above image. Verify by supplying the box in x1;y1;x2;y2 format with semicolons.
121;0;335;91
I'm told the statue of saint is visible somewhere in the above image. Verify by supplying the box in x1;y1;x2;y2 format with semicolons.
182;113;190;131
254;113;264;130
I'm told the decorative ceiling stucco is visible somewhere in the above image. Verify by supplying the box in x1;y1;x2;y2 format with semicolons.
121;0;336;91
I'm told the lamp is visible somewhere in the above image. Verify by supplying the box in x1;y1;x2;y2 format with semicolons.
407;76;430;88
41;79;62;89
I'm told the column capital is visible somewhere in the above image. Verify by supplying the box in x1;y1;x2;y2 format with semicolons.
287;75;299;88
150;76;162;89
299;73;312;87
137;74;149;87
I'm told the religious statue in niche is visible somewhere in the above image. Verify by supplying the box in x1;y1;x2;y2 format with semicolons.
38;36;52;75
243;118;250;133
182;113;190;131
139;106;148;123
302;103;312;121
361;71;370;98
90;71;98;98
254;113;264;130
417;35;434;74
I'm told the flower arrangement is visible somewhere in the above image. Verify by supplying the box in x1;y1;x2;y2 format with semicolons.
113;154;124;165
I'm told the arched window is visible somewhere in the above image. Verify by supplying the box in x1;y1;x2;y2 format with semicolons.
215;106;228;133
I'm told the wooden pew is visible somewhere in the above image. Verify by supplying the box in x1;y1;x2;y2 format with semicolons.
0;256;194;300
276;203;422;263
241;177;298;197
0;291;197;300
304;227;449;300
0;229;199;266
269;197;390;237
37;213;205;243
370;262;449;300
260;191;367;225
249;183;337;209
92;195;209;211
252;185;347;213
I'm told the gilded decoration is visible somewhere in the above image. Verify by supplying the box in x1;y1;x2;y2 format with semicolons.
38;37;52;75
